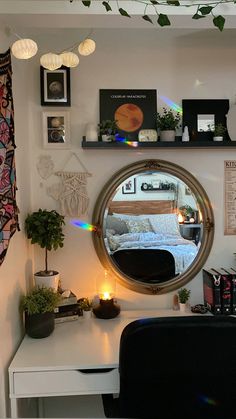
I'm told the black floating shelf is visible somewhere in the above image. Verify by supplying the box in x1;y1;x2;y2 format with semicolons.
81;139;236;149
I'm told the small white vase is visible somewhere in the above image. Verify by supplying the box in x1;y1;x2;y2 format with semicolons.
179;303;186;312
213;136;223;142
85;123;98;142
160;130;175;142
83;310;92;319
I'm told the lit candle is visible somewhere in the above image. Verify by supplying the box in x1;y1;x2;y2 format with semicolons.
178;213;184;224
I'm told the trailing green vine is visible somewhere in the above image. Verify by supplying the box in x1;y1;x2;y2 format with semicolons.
69;0;236;31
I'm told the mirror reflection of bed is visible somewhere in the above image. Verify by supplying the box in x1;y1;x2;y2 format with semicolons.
104;171;202;284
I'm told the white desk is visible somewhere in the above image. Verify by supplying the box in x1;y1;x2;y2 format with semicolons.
9;309;195;418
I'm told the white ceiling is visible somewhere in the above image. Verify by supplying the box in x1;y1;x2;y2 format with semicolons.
1;0;236;30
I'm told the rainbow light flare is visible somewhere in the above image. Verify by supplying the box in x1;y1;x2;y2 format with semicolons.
115;134;138;147
159;95;182;115
71;219;97;232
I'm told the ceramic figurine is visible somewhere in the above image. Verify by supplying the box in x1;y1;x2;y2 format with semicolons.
182;126;190;142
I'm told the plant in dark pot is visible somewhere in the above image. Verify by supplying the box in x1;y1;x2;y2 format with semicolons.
21;286;61;338
25;209;65;291
157;107;181;142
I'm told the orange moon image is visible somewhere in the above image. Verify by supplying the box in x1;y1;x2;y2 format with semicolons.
115;103;144;132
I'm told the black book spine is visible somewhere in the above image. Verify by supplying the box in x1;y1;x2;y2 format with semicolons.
203;270;221;315
220;274;231;315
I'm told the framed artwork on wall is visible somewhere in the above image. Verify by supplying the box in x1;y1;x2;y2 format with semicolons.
122;178;136;194
100;89;157;141
182;99;230;142
40;66;71;106
42;111;70;149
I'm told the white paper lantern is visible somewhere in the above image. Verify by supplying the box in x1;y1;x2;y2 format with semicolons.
40;53;63;71
78;39;96;56
60;52;79;68
11;38;38;59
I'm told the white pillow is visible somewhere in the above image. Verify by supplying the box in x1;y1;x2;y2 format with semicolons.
149;214;180;236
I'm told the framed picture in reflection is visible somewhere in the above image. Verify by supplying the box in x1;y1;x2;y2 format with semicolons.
122;178;136;194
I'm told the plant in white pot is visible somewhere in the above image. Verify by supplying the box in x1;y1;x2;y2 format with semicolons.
21;286;61;338
78;297;93;319
98;119;118;142
157;107;181;142
177;288;191;312
213;123;226;142
25;209;65;291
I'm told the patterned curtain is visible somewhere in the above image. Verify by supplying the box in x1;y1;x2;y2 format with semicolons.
0;49;19;266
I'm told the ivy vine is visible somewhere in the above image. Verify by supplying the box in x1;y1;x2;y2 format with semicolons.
69;0;236;31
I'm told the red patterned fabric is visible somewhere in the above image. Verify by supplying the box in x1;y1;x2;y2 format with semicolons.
0;49;19;265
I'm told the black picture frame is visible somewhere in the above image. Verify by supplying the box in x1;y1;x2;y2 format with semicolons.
122;178;136;194
100;89;157;141
40;66;71;107
182;99;230;141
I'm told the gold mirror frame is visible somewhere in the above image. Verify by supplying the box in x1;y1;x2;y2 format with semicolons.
92;159;214;295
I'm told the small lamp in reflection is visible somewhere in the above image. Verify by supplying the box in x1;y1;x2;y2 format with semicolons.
178;213;184;224
93;270;120;319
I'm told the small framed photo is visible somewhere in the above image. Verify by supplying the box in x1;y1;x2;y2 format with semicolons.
42;111;70;149
40;66;71;106
122;178;136;194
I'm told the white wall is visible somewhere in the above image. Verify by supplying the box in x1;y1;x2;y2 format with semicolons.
20;27;236;313
0;34;32;417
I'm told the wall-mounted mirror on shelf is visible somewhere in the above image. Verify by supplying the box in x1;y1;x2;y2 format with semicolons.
92;160;214;295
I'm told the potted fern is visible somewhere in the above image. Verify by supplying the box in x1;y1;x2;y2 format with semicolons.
178;288;191;312
21;286;61;338
25;209;65;291
157;107;181;142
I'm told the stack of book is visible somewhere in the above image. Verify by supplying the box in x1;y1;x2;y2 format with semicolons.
54;292;79;323
203;268;236;315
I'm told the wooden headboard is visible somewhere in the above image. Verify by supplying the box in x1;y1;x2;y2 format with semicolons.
108;200;176;215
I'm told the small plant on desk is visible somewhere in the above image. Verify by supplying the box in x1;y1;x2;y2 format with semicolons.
78;298;93;318
178;288;191;304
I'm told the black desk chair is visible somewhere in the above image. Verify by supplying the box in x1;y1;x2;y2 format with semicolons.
103;316;236;418
112;249;176;282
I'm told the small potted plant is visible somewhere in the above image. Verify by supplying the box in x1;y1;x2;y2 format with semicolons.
178;288;191;312
98;119;118;142
25;209;65;291
213;123;227;142
157;107;181;142
21;286;61;338
179;204;194;222
78;297;93;319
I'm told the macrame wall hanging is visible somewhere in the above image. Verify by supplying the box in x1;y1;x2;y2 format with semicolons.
0;49;19;266
47;153;92;217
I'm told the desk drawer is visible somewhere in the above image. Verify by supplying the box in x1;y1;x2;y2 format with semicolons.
13;369;119;397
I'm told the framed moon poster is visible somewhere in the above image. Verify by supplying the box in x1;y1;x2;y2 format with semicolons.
40;66;71;106
99;89;157;141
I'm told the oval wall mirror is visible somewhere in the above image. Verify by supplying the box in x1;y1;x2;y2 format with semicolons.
92;159;214;295
227;104;236;141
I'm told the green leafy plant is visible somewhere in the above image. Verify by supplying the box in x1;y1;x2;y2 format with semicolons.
98;120;118;136
157;107;181;131
178;288;191;304
214;123;227;137
21;286;61;315
179;204;194;217
25;209;65;274
71;0;230;31
78;297;93;311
